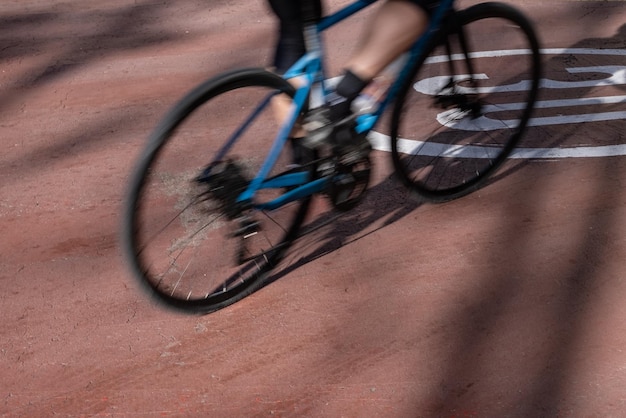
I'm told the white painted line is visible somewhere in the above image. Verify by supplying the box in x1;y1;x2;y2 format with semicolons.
368;130;626;159
377;48;626;159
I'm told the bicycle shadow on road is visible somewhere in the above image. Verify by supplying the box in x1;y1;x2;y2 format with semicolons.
399;22;626;415
260;20;626;416
264;166;425;285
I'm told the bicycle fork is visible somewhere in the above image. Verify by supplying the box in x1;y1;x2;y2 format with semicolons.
435;19;483;118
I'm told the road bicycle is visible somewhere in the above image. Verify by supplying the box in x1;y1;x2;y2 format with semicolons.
123;0;541;313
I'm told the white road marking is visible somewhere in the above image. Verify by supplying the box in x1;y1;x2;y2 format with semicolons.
372;48;626;159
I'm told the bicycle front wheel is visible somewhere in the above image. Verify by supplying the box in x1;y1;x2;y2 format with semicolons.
123;68;312;314
391;2;541;201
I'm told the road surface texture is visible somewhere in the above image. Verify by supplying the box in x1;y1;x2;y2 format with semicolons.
1;0;626;416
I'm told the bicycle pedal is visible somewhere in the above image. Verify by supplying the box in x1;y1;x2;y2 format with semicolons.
301;107;332;149
328;157;371;212
316;160;336;177
302;108;358;150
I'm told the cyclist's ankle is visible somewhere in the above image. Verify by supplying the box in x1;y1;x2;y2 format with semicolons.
327;69;369;122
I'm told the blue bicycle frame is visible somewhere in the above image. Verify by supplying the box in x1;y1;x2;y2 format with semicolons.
237;0;456;211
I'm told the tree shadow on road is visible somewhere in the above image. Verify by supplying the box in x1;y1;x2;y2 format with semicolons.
265;168;425;285
257;16;626;417
0;0;273;183
400;21;626;416
5;1;626;416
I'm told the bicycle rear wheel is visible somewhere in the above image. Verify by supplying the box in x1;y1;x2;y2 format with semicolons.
391;2;541;201
123;68;312;314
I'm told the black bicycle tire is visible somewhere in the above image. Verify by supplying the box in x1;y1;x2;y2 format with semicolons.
122;68;311;314
390;2;542;201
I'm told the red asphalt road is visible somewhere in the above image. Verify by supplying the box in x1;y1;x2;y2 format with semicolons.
1;0;626;416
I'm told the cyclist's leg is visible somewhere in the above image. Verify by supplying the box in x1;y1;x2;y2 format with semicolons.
267;0;323;151
328;0;432;119
270;0;431;156
344;0;431;82
266;0;323;74
304;0;431;159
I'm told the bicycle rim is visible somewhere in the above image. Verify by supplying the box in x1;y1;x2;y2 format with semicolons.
391;2;541;201
123;69;312;314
